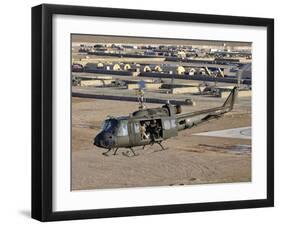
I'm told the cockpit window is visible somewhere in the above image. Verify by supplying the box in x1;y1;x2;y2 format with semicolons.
117;120;128;136
101;119;118;134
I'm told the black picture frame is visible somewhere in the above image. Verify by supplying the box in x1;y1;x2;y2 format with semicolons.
32;3;274;222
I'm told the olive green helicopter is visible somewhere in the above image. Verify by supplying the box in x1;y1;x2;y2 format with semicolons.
93;85;238;156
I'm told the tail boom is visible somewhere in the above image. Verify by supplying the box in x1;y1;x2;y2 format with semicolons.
176;87;237;130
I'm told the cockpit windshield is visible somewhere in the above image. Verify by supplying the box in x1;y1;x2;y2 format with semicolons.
101;119;118;134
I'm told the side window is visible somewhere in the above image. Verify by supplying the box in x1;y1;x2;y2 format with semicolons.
117;120;128;136
134;123;140;133
171;119;177;128
163;119;171;130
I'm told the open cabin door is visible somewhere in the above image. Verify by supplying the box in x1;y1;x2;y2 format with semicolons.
129;120;151;147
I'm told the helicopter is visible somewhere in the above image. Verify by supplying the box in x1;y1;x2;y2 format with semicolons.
93;86;238;156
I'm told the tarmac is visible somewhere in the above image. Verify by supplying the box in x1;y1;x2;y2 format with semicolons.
194;127;251;140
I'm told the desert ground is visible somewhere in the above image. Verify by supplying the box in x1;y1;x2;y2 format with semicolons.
71;34;252;190
72;96;251;190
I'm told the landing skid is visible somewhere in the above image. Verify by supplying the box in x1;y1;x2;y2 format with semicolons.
102;148;119;156
151;141;166;151
157;141;165;151
102;148;112;156
101;142;166;157
122;147;139;157
102;147;138;157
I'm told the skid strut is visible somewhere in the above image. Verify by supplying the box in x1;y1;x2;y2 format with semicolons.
130;147;138;156
113;148;119;155
157;142;165;150
102;148;112;156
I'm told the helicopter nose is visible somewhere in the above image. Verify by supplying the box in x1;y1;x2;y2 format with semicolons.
93;135;100;146
93;132;115;148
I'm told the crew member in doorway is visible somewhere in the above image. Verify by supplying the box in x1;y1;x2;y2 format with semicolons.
140;122;149;140
148;120;160;141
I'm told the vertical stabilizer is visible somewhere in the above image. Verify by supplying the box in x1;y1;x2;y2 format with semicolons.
222;87;238;110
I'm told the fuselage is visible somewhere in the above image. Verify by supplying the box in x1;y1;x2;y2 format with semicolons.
94;105;178;149
93;87;237;150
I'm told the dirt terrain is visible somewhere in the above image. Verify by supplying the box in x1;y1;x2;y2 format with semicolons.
72;97;251;190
